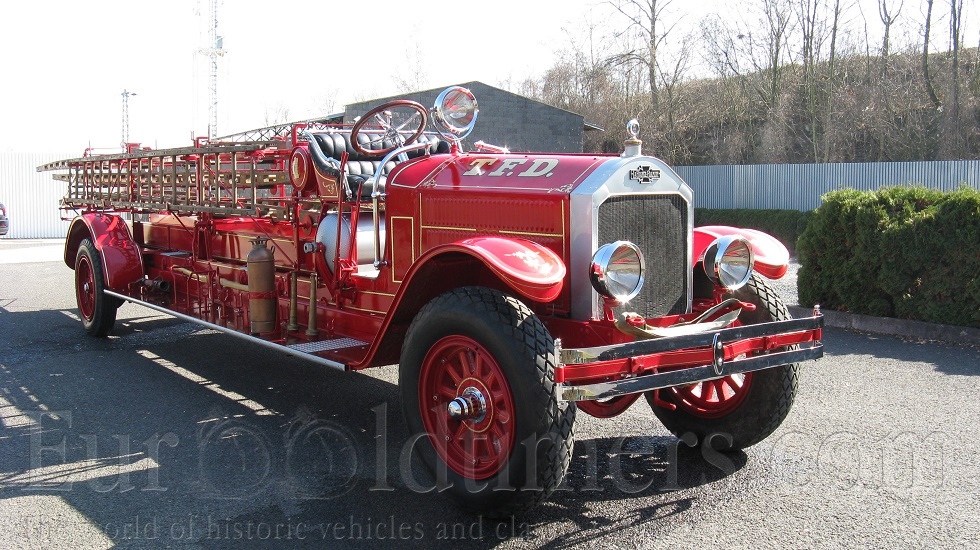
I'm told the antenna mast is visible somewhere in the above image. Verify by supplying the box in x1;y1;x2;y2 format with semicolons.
198;0;225;139
121;89;136;150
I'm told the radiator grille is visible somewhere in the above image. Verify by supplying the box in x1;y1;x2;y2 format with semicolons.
597;194;689;318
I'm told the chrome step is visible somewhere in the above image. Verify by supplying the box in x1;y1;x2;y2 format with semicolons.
287;338;367;354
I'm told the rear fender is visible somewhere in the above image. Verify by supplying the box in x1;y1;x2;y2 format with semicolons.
65;214;145;291
693;225;789;279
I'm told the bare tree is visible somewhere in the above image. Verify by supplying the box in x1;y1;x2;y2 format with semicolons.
796;0;827;161
607;0;678;112
822;0;843;162
309;88;339;118
700;0;796;161
947;0;966;156
394;31;429;94
263;103;290;126
655;31;695;163
879;0;903;78
526;0;979;163
922;0;942;109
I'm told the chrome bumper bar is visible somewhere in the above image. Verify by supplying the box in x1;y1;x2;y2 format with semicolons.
558;315;823;402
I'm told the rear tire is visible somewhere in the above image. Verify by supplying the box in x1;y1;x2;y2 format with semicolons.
647;273;799;450
400;286;575;515
74;238;119;337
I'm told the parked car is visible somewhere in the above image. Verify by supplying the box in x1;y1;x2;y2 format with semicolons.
0;202;8;235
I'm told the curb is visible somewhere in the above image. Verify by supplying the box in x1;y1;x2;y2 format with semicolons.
788;306;980;346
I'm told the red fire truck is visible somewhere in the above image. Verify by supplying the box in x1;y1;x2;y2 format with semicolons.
40;86;823;514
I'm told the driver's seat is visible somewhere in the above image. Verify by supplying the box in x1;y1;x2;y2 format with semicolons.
307;132;447;201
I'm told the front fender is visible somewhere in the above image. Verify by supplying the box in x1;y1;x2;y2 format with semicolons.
415;236;566;302
693;225;789;279
65;213;145;292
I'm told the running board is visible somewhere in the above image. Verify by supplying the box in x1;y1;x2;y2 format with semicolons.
104;290;347;371
287;338;367;353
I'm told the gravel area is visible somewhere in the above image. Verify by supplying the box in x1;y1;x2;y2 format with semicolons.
768;258;801;307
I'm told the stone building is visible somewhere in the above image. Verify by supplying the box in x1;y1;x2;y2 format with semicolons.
345;81;600;153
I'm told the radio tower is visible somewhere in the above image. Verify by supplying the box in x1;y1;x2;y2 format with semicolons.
121;89;136;150
198;0;225;138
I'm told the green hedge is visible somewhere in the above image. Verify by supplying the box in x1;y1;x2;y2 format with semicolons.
797;186;980;328
694;209;814;254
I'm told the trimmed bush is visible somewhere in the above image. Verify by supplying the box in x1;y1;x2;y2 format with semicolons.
694;209;814;254
797;186;980;328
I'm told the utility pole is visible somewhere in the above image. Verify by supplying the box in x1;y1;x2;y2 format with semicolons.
198;0;226;139
121;89;137;150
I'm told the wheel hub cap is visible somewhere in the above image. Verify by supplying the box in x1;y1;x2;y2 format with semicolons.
447;387;487;422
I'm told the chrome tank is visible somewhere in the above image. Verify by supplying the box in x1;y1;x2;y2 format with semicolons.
315;213;386;272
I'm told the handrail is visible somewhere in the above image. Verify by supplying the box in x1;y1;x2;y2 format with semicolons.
371;141;433;267
301;130;341;171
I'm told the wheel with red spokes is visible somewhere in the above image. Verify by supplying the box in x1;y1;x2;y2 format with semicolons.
667;372;753;419
646;273;798;450
74;238;119;337
418;335;516;480
400;286;575;515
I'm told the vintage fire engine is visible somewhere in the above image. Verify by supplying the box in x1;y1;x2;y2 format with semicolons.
40;86;823;513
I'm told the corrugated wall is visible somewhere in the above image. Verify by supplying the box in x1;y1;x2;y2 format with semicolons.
0;152;74;239
674;160;980;211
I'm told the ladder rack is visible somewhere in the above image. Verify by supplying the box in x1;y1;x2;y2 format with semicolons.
38;141;293;218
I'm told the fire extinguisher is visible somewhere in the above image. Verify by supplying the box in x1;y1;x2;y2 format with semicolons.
247;237;277;334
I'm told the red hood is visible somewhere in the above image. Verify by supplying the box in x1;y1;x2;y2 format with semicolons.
389;152;612;194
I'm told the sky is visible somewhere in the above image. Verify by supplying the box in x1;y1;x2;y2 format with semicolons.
1;0;608;154
1;0;975;155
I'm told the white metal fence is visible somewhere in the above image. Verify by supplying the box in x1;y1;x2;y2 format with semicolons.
674;160;980;211
3;154;980;238
0;152;74;239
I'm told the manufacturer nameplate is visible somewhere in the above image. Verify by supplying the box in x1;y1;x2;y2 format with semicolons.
629;165;660;184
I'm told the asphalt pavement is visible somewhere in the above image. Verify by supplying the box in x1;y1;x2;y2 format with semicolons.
1;241;979;548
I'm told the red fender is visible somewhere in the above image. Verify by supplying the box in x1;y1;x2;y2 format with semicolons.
350;236;565;369
414;236;566;302
693;225;789;279
65;213;145;292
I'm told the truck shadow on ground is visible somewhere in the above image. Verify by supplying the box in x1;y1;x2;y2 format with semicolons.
0;307;748;548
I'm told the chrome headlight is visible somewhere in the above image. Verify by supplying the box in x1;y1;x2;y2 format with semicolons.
432;86;478;139
703;235;754;290
590;241;645;302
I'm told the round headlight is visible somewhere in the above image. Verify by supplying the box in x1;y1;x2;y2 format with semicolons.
590;241;645;302
703;235;755;290
432;86;478;138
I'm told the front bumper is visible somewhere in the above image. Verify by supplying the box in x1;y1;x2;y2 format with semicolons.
557;314;824;401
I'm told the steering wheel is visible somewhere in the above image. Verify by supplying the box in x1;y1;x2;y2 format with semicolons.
350;100;428;157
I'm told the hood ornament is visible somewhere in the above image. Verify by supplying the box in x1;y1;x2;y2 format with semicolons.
622;119;642;157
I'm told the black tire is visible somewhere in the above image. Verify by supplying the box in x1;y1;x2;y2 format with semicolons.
74;238;120;337
399;286;575;515
646;273;799;450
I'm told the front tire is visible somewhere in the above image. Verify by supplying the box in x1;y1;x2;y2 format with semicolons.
399;287;574;515
74;238;119;337
647;273;799;450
